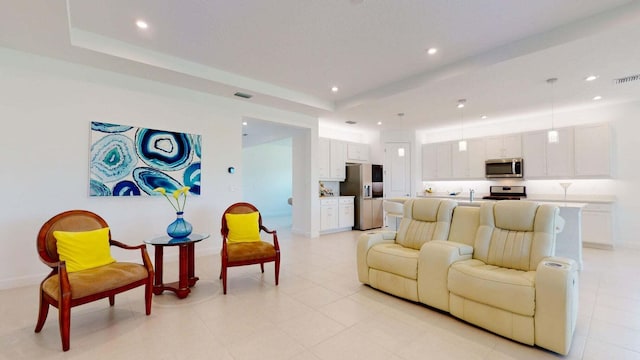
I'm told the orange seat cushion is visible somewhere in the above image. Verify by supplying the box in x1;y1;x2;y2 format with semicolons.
226;241;276;262
42;262;149;300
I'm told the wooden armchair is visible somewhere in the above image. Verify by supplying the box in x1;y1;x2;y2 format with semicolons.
220;202;280;294
35;210;154;351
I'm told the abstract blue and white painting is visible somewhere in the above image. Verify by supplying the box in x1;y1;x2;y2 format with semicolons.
90;122;201;196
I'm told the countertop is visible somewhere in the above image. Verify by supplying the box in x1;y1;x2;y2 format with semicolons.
416;192;615;204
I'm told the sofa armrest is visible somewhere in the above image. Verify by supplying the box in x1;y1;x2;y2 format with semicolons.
357;231;396;284
417;240;473;311
534;256;579;355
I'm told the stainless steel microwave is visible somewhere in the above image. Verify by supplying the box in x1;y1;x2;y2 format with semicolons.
485;158;523;178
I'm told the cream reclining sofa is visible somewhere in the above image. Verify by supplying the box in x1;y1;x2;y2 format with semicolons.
357;198;579;355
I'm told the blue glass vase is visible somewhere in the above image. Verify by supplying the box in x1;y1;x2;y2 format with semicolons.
167;211;193;239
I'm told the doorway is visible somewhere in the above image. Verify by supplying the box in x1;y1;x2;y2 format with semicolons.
384;142;412;198
241;117;308;233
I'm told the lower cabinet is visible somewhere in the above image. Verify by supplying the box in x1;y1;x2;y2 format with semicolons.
320;198;339;231
581;203;614;249
320;196;354;233
339;197;355;228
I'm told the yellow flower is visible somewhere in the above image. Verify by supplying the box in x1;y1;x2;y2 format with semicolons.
154;186;190;212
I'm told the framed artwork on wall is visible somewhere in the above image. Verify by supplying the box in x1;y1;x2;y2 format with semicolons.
89;121;201;197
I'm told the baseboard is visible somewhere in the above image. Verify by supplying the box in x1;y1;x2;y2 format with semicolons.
0;273;45;291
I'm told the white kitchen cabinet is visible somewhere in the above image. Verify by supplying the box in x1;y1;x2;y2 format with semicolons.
574;123;611;177
338;197;355;228
546;128;574;177
436;142;452;179
319;138;346;181
421;143;437;180
346;142;370;163
486;134;521;159
320;197;354;233
521;128;573;178
330;140;346;179
581;203;614;249
522;131;547;178
320;198;339;231
452;138;485;179
318;138;331;179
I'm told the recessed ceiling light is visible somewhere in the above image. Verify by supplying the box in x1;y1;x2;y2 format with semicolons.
585;75;598;81
377;121;382;125
136;20;148;29
593;95;602;101
331;86;339;93
427;48;438;55
481;115;488;119
242;121;248;126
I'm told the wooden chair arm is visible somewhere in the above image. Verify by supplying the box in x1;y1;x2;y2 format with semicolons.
110;239;146;250
260;226;279;250
140;246;154;275
57;261;72;298
109;240;154;273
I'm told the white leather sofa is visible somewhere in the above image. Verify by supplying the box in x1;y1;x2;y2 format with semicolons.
357;198;579;355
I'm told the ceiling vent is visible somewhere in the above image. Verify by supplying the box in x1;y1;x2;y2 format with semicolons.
613;74;640;84
345;120;357;125
234;92;253;99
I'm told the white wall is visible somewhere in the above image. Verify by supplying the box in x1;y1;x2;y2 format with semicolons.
242;138;293;217
0;47;318;289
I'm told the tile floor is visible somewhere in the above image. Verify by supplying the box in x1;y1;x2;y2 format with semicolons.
1;223;640;359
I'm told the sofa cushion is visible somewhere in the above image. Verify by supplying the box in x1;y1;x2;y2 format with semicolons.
367;243;419;280
448;259;536;316
474;201;557;271
396;199;456;250
494;201;538;231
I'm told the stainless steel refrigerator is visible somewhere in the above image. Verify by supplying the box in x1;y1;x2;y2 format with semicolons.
340;163;383;230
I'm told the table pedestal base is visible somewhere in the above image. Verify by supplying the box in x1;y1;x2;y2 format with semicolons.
152;242;198;299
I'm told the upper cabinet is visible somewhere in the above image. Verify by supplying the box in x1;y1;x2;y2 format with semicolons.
485;134;522;159
421;122;611;181
451;138;486;179
574;123;611;177
422;143;451;180
346;142;370;163
318;138;331;179
423;139;485;180
522;128;574;178
319;138;346;181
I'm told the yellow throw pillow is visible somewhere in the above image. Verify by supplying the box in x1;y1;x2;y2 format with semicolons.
225;212;261;243
53;227;115;272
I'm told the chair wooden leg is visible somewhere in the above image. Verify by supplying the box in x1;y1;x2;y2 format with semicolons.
109;295;115;306
59;293;71;351
260;263;265;273
221;265;227;294
275;257;280;286
144;279;152;315
34;291;49;333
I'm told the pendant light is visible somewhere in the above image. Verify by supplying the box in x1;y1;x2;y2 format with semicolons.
546;78;559;143
457;99;467;152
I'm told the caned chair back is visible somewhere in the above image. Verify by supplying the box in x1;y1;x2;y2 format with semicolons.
220;202;263;238
37;210;109;268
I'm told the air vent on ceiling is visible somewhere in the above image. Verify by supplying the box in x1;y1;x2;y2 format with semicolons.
345;120;357;125
613;74;640;84
234;92;253;99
